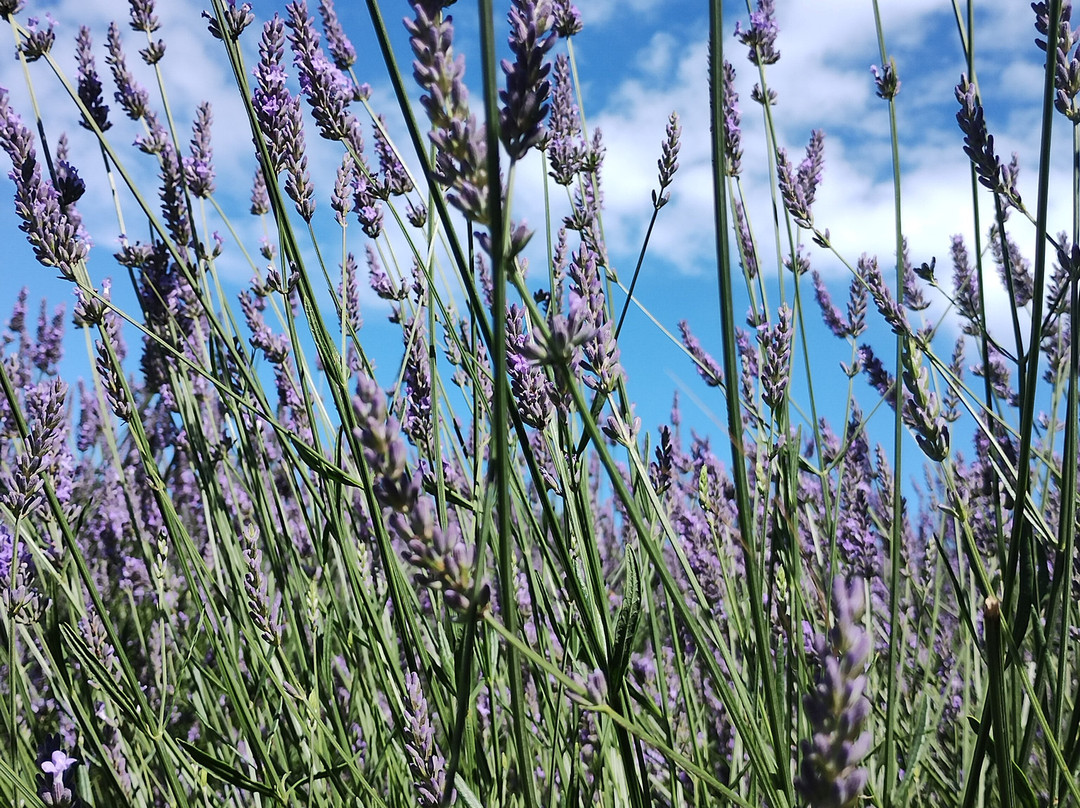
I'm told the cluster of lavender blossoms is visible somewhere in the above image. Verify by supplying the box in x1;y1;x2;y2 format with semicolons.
796;577;873;808
406;0;491;222
0;90;89;279
1;0;1079;805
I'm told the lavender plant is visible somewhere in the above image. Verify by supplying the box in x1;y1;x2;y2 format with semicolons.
0;0;1078;807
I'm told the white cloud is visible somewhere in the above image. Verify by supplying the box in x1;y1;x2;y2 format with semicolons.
576;0;1072;358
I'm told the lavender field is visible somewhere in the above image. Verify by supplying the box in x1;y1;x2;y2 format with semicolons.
1;0;1078;806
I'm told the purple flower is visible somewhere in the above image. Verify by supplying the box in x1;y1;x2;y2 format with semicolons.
128;0;160;33
253;16;316;220
19;15;56;62
1034;2;1080;121
402;672;448;806
0;89;90;279
331;152;355;224
76;27;112;132
366;244;403;300
338;252;362;331
318;0;356;69
758;304;793;411
155;131;194;247
374;114;413;195
955;73;1021;204
0;520;43;621
736;326;758;406
402;319;433;450
777;130;825;229
678;320;724;387
901;340;950;461
567;245;623;392
950;233;980;334
183;101;215;198
813;270;849;338
406;1;490;222
506;304;556;429
734;0;780;65
650;425;675;494
943;338;965;421
858;343;896;407
653;111;681;207
241;526;284;645
253;16;302;171
734;199;758;278
31;299;65;374
95;331;131;422
250;166;270;215
53;135;86;214
500;0;558;161
406;198;427;227
287;0;362;145
105;22;151;120
521;292;596;375
39;748;79;807
353;170;383;237
785;245;810;276
838;487;878;579
552;0;582;37
351;372;485;609
41;750;77;777
721;59;742;175
203;1;255;40
860;253;909;336
989;222;1034;308
900;237;930;311
1;1;25;19
547;53;587;184
796;576;873;808
846;275;867;337
870;59;901;99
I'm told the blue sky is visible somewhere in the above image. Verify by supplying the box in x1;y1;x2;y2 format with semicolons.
0;0;1066;453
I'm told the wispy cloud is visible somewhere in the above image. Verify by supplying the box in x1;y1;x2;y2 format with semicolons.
580;0;1067;346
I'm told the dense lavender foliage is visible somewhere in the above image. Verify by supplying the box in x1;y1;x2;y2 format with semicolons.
0;1;1079;807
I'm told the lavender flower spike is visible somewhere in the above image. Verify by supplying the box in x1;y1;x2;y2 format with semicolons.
76;27;112;132
547;53;587;184
318;0;356;69
105;21;151;121
40;749;79;807
203;1;255;41
758;304;793;411
721;59;742;176
287;0;362;145
552;0;582;37
796;576;873;808
0;89;90;279
500;0;558;161
183;101;215;198
403;671;448;807
678;320;724;387
734;0;780;65
1;1;25;20
406;0;490;222
19;15;56;63
777;130;825;230
653;111;680;208
870;58;901;100
955;74;1021;205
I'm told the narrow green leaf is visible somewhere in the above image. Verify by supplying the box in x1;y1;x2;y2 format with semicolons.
289;434;363;487
608;544;642;691
59;623;143;729
177;739;278;800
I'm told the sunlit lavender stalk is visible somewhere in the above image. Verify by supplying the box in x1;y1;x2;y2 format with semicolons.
796;576;872;808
